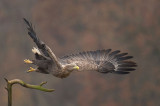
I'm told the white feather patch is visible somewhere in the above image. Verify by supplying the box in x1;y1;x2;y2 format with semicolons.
32;47;41;55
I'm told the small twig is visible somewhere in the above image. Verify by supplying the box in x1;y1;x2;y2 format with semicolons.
4;78;54;106
40;81;47;86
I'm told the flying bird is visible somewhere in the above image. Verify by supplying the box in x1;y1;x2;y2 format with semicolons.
23;18;137;78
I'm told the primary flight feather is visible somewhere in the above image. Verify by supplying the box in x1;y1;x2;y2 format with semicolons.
23;18;137;78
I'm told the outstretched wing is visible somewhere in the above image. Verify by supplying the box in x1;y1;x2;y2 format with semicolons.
24;18;63;70
60;49;137;74
23;18;50;58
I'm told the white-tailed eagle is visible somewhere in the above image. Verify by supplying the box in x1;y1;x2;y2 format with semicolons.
23;18;137;78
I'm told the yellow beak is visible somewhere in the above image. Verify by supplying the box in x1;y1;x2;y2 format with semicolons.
73;66;79;70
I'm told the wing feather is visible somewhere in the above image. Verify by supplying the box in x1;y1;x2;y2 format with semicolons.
60;49;137;74
24;18;50;58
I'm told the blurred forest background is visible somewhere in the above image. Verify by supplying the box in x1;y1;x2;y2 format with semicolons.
0;0;160;106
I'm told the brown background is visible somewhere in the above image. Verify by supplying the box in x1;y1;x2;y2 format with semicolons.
0;0;160;106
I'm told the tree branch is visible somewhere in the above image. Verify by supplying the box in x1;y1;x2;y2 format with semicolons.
4;78;54;106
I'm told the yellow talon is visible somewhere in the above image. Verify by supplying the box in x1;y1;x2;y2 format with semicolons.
24;59;33;64
27;67;36;72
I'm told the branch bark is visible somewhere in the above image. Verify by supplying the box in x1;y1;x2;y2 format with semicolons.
4;78;54;106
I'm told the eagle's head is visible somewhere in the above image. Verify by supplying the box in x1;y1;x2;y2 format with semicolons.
63;63;79;72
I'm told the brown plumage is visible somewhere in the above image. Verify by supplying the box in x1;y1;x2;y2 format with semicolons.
59;49;136;74
23;18;137;78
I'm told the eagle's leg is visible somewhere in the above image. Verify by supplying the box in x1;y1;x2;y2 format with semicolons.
24;59;33;64
24;59;37;72
27;67;36;72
